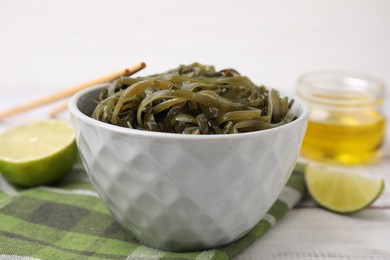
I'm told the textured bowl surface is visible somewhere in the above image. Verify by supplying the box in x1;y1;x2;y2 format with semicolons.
68;84;309;251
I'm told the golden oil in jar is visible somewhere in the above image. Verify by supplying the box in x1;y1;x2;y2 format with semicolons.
297;71;386;165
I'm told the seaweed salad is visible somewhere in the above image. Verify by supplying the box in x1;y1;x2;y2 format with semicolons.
92;63;297;134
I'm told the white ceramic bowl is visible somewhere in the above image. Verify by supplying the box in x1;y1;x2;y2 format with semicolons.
68;84;309;251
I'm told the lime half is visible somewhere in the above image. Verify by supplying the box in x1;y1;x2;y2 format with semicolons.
305;164;385;214
0;120;77;187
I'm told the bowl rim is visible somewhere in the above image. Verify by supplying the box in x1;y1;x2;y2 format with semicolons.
68;83;309;140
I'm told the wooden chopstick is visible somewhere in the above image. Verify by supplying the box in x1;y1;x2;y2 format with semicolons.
0;62;146;120
49;99;70;118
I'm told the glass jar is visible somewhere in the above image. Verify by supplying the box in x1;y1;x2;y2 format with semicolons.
297;71;386;165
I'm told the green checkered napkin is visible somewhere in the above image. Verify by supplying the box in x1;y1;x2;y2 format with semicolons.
0;164;306;260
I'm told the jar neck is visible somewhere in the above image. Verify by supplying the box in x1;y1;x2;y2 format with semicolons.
297;71;385;109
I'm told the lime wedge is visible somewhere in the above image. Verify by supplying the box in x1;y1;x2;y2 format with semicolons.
305;163;385;213
0;120;77;187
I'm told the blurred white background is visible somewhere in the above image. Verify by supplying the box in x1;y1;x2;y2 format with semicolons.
1;0;389;95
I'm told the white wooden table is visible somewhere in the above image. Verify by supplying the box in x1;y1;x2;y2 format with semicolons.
1;1;390;259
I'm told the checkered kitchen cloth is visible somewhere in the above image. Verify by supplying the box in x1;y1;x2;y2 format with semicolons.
0;164;306;260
